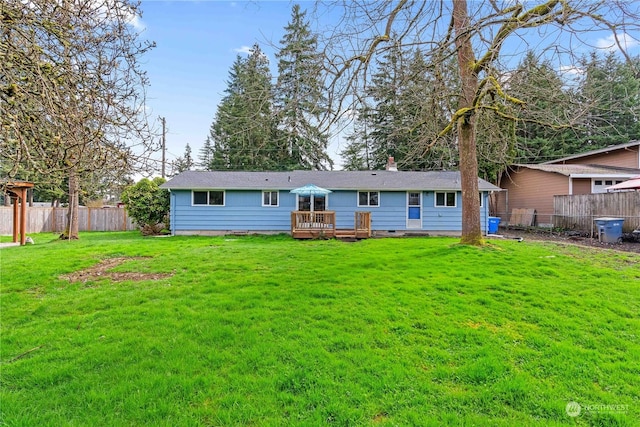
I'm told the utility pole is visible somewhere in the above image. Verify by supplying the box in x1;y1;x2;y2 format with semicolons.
160;116;166;178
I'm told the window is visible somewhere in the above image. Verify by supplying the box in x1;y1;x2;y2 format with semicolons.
298;195;311;211
297;195;327;211
435;191;456;207
314;195;326;211
479;192;483;208
593;178;626;194
358;191;379;207
193;190;224;206
262;191;278;207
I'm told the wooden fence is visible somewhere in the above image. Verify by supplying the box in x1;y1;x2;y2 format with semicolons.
553;192;640;232
0;206;137;235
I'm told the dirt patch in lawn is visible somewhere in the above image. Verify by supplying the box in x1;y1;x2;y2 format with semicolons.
496;228;640;254
61;257;173;283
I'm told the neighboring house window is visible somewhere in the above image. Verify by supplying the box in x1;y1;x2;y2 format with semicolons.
435;191;456;207
479;192;483;208
358;191;379;207
193;190;224;206
262;191;279;207
593;179;625;194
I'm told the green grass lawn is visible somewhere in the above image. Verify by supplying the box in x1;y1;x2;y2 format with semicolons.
1;232;638;426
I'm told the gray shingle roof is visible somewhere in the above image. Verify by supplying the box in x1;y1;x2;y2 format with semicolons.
161;170;501;191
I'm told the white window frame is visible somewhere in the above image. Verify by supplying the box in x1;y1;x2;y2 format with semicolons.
592;178;626;194
192;190;225;206
479;192;483;208
357;191;380;207
435;191;457;208
262;190;279;207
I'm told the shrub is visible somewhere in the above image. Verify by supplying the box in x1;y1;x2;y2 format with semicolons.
121;177;170;235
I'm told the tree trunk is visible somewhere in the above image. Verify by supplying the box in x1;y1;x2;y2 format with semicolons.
60;168;80;240
453;0;483;245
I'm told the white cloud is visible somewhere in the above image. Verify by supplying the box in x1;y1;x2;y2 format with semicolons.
127;14;146;31
233;46;270;63
596;33;640;52
234;46;254;55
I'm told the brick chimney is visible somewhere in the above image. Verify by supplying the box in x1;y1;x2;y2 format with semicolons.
386;156;398;171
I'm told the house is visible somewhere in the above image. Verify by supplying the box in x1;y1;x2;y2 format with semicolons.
496;141;640;226
160;168;501;238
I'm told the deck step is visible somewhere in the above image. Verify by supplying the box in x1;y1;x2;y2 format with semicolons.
335;230;357;239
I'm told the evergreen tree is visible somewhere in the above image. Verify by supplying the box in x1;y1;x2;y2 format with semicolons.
171;144;194;176
343;46;458;171
275;5;332;170
507;52;577;162
398;50;458;171
365;43;406;169
340;116;372;170
576;52;640;150
198;137;213;170
207;45;279;170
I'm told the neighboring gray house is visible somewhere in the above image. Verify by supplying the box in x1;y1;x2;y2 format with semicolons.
161;169;501;237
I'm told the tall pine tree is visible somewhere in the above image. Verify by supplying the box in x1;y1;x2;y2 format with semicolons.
342;45;458;171
207;45;279;170
576;52;640;150
274;4;332;170
171;144;194;176
507;52;577;163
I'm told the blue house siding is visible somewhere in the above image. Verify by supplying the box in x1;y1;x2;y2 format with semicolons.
170;190;295;232
168;189;490;234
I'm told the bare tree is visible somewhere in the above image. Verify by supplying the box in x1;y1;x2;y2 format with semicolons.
1;0;156;239
320;0;640;245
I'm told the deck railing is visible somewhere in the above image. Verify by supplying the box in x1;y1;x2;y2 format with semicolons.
291;211;372;239
291;211;336;236
355;211;371;236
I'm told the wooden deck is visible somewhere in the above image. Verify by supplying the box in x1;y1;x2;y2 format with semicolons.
291;211;371;239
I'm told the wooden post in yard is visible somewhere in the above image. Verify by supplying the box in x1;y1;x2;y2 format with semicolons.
20;188;27;245
12;194;18;243
6;182;33;245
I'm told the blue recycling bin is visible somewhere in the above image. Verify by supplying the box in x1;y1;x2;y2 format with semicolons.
594;217;624;243
488;217;501;234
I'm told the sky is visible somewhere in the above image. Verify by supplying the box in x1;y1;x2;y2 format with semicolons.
135;1;640;176
139;1;316;175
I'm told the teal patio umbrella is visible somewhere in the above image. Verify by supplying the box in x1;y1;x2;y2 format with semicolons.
289;183;332;196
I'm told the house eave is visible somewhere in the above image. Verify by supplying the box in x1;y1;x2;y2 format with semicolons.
542;140;640;164
569;173;638;179
165;186;501;192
